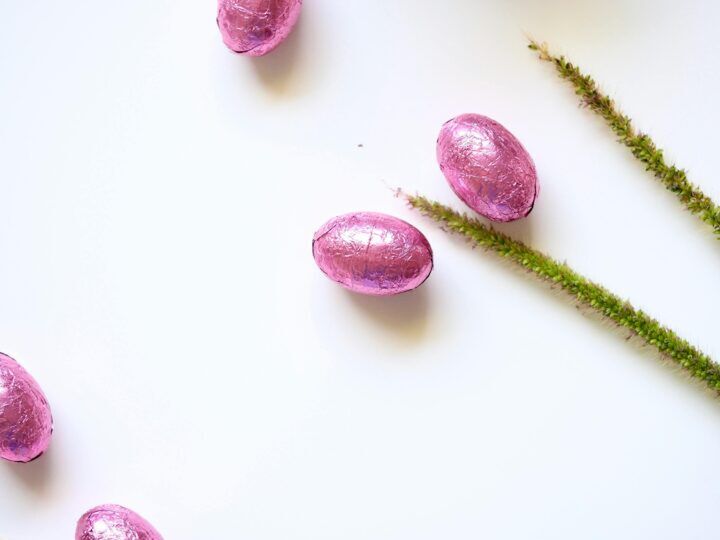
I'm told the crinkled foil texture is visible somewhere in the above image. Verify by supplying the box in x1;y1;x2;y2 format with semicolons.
76;505;164;540
437;113;538;222
0;352;52;463
313;212;433;296
217;0;302;56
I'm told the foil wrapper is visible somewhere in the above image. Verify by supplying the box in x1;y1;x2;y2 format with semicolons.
313;212;433;296
0;352;53;463
217;0;303;56
437;113;538;222
76;505;164;540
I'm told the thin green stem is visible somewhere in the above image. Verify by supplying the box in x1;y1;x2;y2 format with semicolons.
528;39;720;238
406;193;720;393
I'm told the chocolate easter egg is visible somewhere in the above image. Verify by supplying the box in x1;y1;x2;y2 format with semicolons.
76;505;163;540
0;352;52;463
217;0;303;56
313;212;433;296
437;114;539;222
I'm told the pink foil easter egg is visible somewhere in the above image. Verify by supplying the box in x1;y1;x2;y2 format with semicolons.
217;0;303;56
76;505;164;540
0;352;53;463
437;114;539;222
313;212;433;296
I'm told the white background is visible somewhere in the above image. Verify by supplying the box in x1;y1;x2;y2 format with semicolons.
1;0;720;538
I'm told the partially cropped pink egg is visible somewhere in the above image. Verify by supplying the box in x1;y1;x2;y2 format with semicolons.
437;113;539;222
0;352;53;463
76;505;163;540
217;0;303;56
313;212;433;296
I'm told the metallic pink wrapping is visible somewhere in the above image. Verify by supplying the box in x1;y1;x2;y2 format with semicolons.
437;114;539;222
217;0;303;56
313;212;433;296
0;352;53;463
76;505;164;540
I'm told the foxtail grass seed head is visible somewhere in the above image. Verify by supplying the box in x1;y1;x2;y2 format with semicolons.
405;193;720;394
528;39;720;238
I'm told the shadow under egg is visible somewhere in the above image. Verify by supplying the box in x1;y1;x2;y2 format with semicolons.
6;446;56;498
492;206;537;245
250;12;307;96
343;284;431;350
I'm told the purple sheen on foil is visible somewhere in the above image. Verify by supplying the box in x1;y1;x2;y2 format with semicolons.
76;505;164;540
313;212;434;296
217;0;302;56
0;352;53;463
437;113;539;222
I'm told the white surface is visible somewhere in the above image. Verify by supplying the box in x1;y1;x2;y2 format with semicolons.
1;0;720;538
